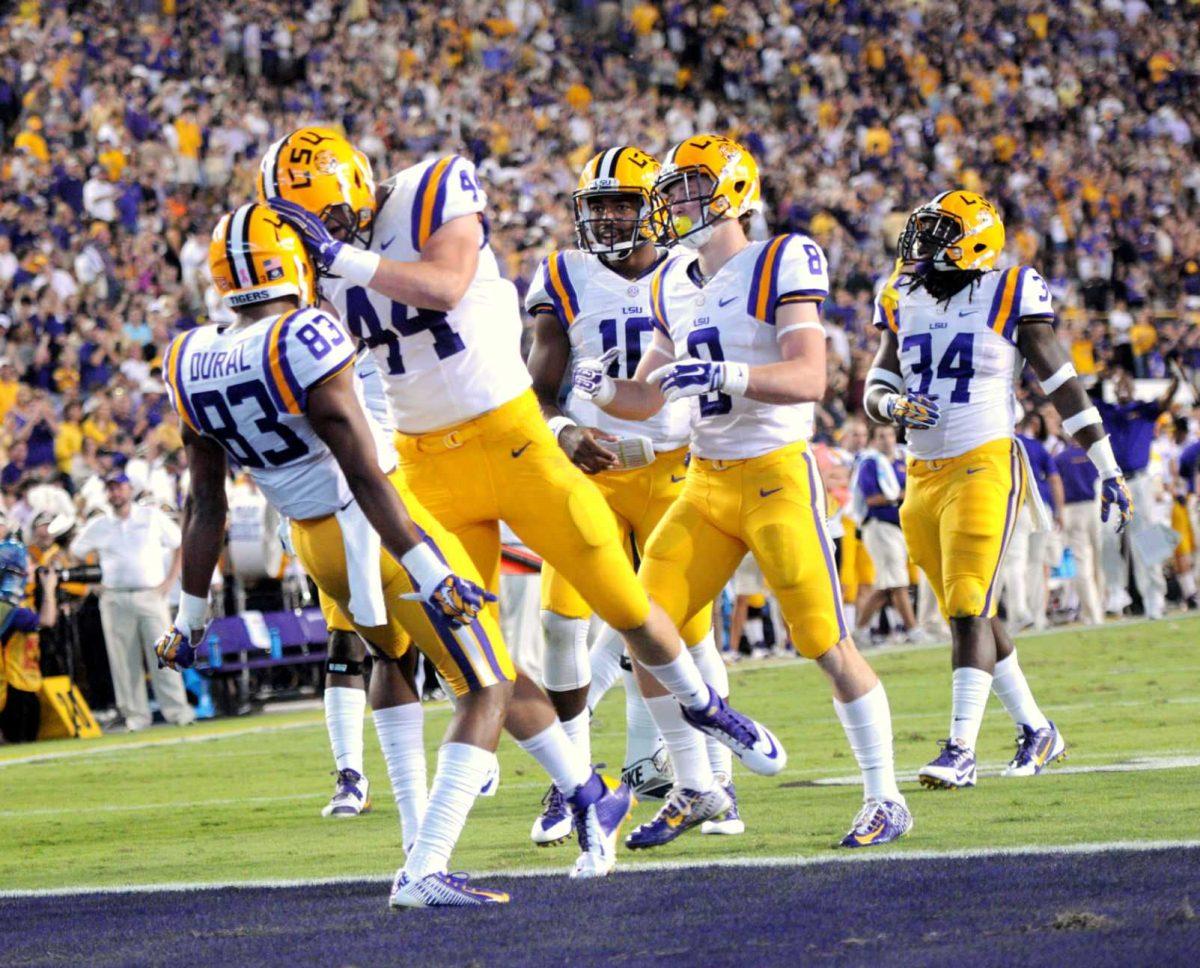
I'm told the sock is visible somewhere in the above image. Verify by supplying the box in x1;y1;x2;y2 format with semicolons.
645;695;713;791
991;651;1050;731
623;665;666;768
642;650;709;710
586;624;625;711
404;742;493;879
834;682;903;803
950;667;993;750
689;635;733;780
560;708;591;767
843;602;857;629
324;686;365;775
372;703;427;850
516;722;592;795
1180;571;1197;599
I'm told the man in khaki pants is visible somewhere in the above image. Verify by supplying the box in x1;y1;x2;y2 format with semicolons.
1055;442;1105;625
70;472;195;730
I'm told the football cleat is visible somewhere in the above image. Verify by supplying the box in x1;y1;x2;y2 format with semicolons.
839;798;913;848
321;768;371;818
389;870;509;909
701;779;744;835
681;685;787;776
530;784;574;846
568;773;634;879
621;745;675;801
918;739;977;789
1003;721;1066;777
626;784;731;850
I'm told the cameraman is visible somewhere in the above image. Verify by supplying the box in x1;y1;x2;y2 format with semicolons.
0;539;57;743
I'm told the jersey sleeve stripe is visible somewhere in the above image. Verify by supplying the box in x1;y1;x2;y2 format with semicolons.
649;263;670;336
987;267;1022;338
747;235;784;321
427;156;458;241
546;253;579;327
765;234;796;324
308;353;355;391
881;301;900;334
165;330;201;433
777;289;827;305
265;310;305;414
1002;267;1029;341
412;156;456;250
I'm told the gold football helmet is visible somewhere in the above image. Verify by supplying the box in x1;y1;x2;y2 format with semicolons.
573;146;666;259
899;190;1005;271
257;127;376;244
209;203;317;309
655;134;761;247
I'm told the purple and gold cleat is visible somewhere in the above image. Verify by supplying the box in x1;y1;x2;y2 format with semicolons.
1003;721;1066;777
321;768;371;818
681;685;787;776
568;773;634;878
626;785;731;850
918;739;977;790
530;784;574;846
839;798;913;848
389;870;510;909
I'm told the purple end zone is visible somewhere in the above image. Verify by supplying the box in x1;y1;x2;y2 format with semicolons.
2;848;1197;967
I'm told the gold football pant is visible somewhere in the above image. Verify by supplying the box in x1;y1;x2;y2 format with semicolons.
639;440;847;660
901;438;1026;620
539;445;713;647
290;468;515;697
395;390;652;632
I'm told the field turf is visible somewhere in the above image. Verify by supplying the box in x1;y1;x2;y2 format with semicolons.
2;615;1198;965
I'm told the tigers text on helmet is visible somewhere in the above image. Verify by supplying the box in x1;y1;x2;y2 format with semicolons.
898;191;1005;272
209;203;318;310
257;127;377;246
655;134;762;249
573;146;666;260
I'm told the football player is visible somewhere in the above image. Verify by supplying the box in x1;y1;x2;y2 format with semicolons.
258;129;787;834
863;190;1132;786
524;147;741;844
572;134;911;848
155;204;634;907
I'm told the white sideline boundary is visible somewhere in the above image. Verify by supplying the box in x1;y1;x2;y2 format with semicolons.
3;838;1197;900
808;754;1200;786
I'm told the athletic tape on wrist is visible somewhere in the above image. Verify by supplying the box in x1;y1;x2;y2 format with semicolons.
721;362;750;396
400;542;451;593
1087;436;1121;479
332;246;382;287
175;591;208;632
547;415;577;441
592;377;616;407
1039;362;1077;395
1062;406;1102;436
866;368;903;392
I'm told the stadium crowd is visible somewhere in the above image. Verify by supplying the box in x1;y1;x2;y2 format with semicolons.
0;0;1199;732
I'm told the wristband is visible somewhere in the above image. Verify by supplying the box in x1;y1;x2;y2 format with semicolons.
866;367;903;392
548;415;577;442
400;542;452;594
175;591;208;632
592;378;616;407
1087;437;1121;479
720;362;750;396
330;245;382;287
1039;362;1077;395
1062;406;1102;436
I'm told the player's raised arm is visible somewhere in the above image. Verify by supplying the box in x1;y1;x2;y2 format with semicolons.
571;325;674;420
1016;310;1132;532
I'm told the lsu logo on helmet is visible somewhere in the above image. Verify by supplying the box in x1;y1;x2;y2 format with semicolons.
257;127;377;245
899;190;1006;272
656;134;761;248
209;203;318;309
573;146;666;259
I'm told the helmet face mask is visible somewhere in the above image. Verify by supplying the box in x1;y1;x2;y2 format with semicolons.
573;188;663;260
900;210;966;264
657;168;724;249
899;191;1005;272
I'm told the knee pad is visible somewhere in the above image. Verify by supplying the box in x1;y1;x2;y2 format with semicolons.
749;523;803;587
326;630;367;677
540;610;591;692
565;486;619;549
944;576;988;618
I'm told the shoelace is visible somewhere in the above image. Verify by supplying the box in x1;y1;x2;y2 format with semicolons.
851;800;884;833
935;739;967;765
1011;731;1037;767
708;700;759;750
541;785;567;820
654;788;690;824
335;770;362;799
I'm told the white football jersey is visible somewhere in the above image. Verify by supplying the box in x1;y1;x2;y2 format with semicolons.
651;234;830;460
525;249;692;450
321;155;530;433
874;265;1054;460
164;308;394;521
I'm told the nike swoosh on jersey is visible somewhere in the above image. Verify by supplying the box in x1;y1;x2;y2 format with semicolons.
381;235;397;250
671;474;686;483
958;310;978;317
966;467;985;475
759;486;783;497
511;441;532;458
718;295;738;307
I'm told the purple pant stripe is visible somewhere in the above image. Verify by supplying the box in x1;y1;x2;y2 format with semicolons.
802;448;849;642
981;443;1022;615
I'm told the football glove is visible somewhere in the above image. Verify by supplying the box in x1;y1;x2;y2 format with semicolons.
647;360;748;402
267;197;344;271
571;347;621;405
404;574;497;628
1100;474;1133;533
881;391;941;430
154;625;199;671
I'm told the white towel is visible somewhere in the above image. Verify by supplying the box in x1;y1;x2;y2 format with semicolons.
1014;437;1055;533
334;499;387;627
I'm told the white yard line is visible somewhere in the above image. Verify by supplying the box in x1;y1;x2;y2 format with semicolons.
2;838;1197;900
807;753;1200;786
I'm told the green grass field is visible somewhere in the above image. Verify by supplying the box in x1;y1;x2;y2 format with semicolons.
4;616;1199;892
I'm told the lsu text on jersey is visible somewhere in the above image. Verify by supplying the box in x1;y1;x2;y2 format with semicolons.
876;265;1053;618
638;234;850;659
164;307;514;695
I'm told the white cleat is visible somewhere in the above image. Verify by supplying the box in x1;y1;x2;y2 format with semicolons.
530;784;574;846
321;769;371;817
620;745;675;801
389;870;510;908
701;779;745;835
1002;721;1066;777
568;774;634;879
